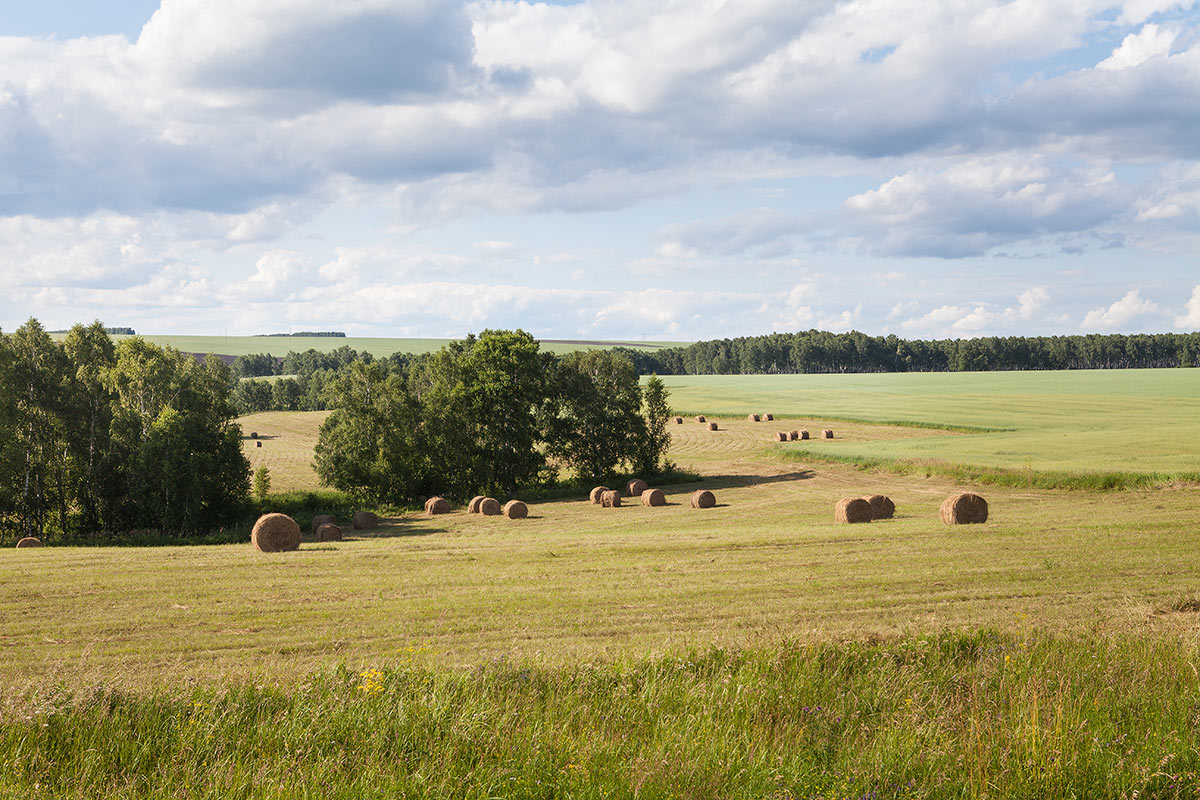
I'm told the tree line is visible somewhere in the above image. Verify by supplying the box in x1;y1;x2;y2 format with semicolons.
1;323;669;540
609;330;1200;375
0;320;249;540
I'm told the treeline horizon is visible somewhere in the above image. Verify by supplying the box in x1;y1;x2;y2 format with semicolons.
611;329;1200;375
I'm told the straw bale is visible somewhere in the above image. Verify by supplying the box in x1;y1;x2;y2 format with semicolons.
252;513;301;552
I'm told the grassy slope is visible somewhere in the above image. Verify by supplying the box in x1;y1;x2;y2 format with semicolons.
662;369;1200;475
51;333;686;358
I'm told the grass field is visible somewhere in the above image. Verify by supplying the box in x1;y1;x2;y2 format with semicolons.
48;333;686;358
663;370;1200;477
7;370;1200;796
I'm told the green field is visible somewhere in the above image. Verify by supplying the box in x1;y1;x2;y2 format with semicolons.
663;369;1200;477
48;333;685;359
7;370;1200;796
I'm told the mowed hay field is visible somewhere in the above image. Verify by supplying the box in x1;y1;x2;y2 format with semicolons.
4;370;1200;688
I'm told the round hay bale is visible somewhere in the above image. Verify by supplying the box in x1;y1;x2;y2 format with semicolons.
249;432;258;440
316;523;343;542
707;421;718;431
255;441;262;448
311;514;335;535
748;413;760;422
775;431;788;442
690;489;716;509
352;511;380;530
674;416;683;424
479;497;502;516
940;493;988;525
789;430;799;441
426;496;451;515
864;495;895;520
601;490;622;508
695;415;706;423
503;500;528;519
467;495;486;514
823;429;834;439
834;498;872;524
764;413;774;421
15;536;42;548
641;488;666;507
252;513;301;552
800;430;810;440
626;478;648;497
589;486;609;504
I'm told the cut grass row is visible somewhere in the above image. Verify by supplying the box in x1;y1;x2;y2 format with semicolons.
4;631;1199;798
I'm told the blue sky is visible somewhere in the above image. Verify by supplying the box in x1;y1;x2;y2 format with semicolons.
2;0;1199;340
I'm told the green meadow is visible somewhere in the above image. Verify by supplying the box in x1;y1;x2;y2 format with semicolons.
5;369;1200;797
663;369;1200;477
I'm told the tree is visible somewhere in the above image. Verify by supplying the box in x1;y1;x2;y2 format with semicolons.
635;375;672;476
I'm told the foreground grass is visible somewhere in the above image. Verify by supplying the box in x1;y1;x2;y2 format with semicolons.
4;632;1199;799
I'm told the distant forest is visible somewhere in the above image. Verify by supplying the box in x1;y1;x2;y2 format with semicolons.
609;330;1200;375
253;331;346;338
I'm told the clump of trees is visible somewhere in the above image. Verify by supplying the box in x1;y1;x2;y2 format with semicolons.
0;320;249;541
314;330;672;503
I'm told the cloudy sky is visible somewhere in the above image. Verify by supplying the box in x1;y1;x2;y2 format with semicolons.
2;0;1199;341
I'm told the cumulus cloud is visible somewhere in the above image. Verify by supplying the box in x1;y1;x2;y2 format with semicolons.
1098;23;1178;71
895;287;1055;335
1081;290;1161;330
843;158;1127;257
1175;285;1200;329
655;209;798;258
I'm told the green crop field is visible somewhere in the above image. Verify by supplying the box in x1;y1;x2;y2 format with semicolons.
47;333;685;359
663;369;1200;478
6;369;1200;797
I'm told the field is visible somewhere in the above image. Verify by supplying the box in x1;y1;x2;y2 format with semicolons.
48;333;685;359
6;370;1200;796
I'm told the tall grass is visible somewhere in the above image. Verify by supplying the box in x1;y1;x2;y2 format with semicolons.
4;632;1199;799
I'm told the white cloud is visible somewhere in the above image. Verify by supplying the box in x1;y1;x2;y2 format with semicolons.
1175;285;1200;328
1098;23;1178;71
1081;290;1160;329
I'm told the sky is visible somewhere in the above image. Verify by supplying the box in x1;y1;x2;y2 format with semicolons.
1;0;1199;341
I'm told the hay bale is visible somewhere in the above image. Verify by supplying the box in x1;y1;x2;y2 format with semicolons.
695;415;706;423
252;513;301;552
467;496;486;514
255;441;262;448
775;431;788;442
690;489;716;509
249;432;258;440
834;498;872;524
601;490;622;508
789;430;799;441
503;500;528;519
940;493;988;525
823;429;834;439
589;486;609;504
641;488;666;507
479;497;501;516
352;511;380;530
674;416;683;424
15;537;41;548
425;496;451;515
748;413;760;422
864;495;895;520
316;523;343;542
311;514;335;535
707;421;718;431
764;413;774;421
800;430;810;440
626;478;648;497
